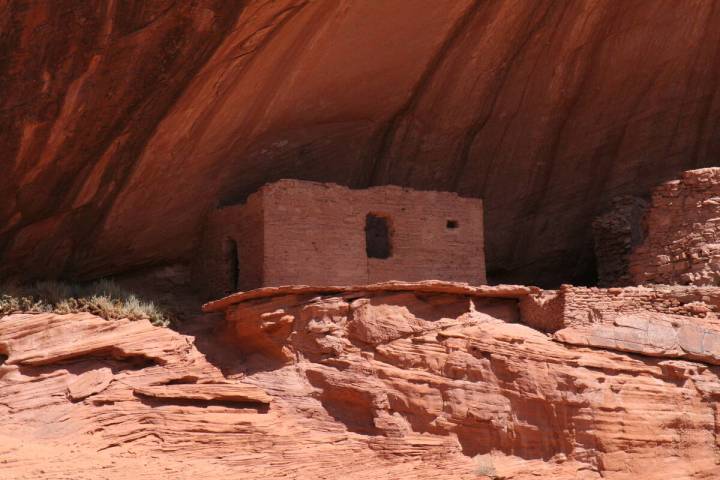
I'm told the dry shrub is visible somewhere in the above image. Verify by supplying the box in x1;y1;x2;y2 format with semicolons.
0;280;172;327
474;454;498;479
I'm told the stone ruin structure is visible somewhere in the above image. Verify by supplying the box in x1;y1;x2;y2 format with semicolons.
591;196;648;287
629;168;720;286
192;179;485;299
13;170;720;479
593;168;720;287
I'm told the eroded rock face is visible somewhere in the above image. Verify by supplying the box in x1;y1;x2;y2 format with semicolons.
4;283;720;477
216;286;720;480
3;1;720;285
14;281;710;479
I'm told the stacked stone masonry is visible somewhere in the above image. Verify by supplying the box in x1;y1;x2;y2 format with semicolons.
521;284;720;365
558;285;720;327
192;192;265;297
193;180;485;299
521;284;720;330
629;168;720;286
591;196;648;287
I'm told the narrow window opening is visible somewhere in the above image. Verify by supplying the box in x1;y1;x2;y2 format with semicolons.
446;219;459;229
223;237;239;293
365;214;392;259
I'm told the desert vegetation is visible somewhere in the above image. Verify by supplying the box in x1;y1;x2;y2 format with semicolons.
0;279;173;327
474;454;498;479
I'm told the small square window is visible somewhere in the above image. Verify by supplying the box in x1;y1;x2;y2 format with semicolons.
446;220;459;229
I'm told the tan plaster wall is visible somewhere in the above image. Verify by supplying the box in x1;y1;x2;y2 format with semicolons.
260;180;485;287
195;180;485;297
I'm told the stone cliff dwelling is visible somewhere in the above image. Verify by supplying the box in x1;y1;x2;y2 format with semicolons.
192;179;485;299
593;168;720;288
9;1;720;477
591;196;648;287
629;168;720;286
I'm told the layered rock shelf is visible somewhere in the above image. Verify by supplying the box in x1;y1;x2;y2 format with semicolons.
4;282;720;479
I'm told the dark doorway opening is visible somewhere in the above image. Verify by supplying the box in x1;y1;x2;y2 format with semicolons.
224;238;239;293
365;214;392;259
446;219;459;229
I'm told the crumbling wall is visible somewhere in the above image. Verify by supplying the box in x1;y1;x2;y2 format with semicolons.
192;194;264;299
519;284;720;333
543;284;720;367
559;285;720;328
630;168;720;286
592;196;648;287
518;291;565;333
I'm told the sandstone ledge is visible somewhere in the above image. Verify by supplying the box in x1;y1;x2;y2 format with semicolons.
202;281;539;312
133;383;272;405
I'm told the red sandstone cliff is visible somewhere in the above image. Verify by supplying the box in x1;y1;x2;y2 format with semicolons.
3;1;720;286
4;282;720;479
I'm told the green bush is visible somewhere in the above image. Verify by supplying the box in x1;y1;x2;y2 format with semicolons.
0;280;172;327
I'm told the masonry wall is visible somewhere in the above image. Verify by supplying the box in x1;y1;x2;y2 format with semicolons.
261;180;485;287
559;285;720;327
591;196;648;287
519;284;720;333
192;194;264;299
629;168;720;286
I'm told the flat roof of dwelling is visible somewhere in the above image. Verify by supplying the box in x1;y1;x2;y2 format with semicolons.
202;280;540;312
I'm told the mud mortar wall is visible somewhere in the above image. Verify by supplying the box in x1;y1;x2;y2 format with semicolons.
560;285;720;327
519;284;720;333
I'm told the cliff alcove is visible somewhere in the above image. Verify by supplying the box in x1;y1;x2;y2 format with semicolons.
4;3;720;478
3;1;720;287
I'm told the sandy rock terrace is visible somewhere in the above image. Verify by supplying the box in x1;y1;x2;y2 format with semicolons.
1;281;720;479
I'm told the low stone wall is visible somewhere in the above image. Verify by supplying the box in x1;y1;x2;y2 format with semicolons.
521;284;720;365
559;285;720;328
522;285;720;328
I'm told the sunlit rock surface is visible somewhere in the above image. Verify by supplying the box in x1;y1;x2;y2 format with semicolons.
3;282;720;479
